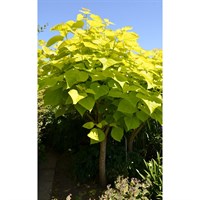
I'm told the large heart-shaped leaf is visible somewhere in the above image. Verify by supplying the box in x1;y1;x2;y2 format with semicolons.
44;88;63;106
99;58;119;70
46;35;64;47
90;83;109;100
111;127;124;142
68;89;87;104
64;69;89;88
78;96;95;112
124;116;141;131
87;128;105;142
118;99;137;114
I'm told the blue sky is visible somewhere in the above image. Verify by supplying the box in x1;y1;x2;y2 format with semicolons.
38;0;162;50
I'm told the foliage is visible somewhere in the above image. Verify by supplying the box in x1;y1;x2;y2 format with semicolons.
142;119;162;160
38;7;162;144
99;176;150;200
106;119;162;182
106;142;129;183
137;152;163;199
73;144;99;183
38;89;54;160
38;7;162;186
106;138;144;182
43;111;86;153
101;152;162;200
38;23;49;33
71;118;162;183
127;119;162;160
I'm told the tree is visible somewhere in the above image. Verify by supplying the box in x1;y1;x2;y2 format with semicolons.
38;8;162;187
38;23;49;33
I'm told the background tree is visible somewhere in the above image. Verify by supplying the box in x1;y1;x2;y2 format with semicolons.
38;8;162;187
38;23;49;33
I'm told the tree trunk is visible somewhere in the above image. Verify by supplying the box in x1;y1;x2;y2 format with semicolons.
99;127;109;187
128;123;145;152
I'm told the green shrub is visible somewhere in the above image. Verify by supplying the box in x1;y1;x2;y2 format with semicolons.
73;144;99;183
129;119;162;161
137;152;162;199
144;120;162;161
106;141;129;183
38;90;54;160
126;151;146;179
44;111;86;153
100;153;162;200
100;176;150;200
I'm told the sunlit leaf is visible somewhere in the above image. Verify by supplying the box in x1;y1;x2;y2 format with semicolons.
142;99;160;114
99;58;119;70
68;89;87;104
77;13;84;21
64;69;89;88
83;42;98;49
42;46;56;55
87;128;105;142
87;20;104;27
104;18;114;25
90;14;102;21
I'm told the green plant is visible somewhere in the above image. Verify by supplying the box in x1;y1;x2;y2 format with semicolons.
44;111;86;153
127;118;162;161
144;119;162;160
99;176;150;199
137;152;162;199
38;89;54;160
38;8;162;186
106;141;129;183
38;23;48;33
73;144;99;183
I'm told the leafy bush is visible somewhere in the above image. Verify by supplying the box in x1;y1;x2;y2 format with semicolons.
126;151;146;179
129;119;162;161
73;144;99;183
137;152;163;199
106;140;129;183
106;123;162;183
99;176;150;200
100;152;162;200
144;120;162;160
38;90;54;160
44;110;86;153
106;142;144;183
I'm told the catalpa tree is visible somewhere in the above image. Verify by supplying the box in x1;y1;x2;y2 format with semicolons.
38;8;162;186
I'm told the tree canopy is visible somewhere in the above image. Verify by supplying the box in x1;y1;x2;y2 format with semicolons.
38;8;162;186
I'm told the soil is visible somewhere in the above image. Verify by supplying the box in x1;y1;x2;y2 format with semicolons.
51;151;104;200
